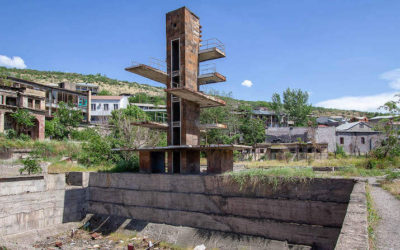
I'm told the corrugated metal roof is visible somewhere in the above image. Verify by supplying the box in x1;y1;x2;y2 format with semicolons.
252;110;275;115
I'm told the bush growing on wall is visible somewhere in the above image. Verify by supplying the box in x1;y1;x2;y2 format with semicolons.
19;157;42;175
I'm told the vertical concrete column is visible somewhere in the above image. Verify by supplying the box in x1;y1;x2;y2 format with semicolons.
207;150;233;174
36;114;45;140
0;111;4;133
87;90;91;123
139;151;151;173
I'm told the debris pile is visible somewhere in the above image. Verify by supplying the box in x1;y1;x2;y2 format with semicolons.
33;229;185;249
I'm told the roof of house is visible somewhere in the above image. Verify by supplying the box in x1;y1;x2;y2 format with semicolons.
91;96;123;100
336;122;372;132
369;115;395;120
76;82;99;87
252;110;275;115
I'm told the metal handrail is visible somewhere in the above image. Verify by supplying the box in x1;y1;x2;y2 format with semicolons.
130;57;168;72
200;38;225;53
199;63;216;75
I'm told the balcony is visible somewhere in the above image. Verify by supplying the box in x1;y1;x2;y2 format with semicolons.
125;58;167;84
165;87;225;107
199;38;226;62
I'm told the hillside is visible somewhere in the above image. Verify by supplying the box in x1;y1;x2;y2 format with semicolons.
0;67;382;118
0;67;164;97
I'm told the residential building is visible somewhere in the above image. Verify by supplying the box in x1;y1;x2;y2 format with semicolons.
0;80;46;140
251;107;288;127
316;116;341;127
75;83;99;95
7;77;91;122
368;115;400;128
90;96;129;124
336;122;382;155
349;116;368;123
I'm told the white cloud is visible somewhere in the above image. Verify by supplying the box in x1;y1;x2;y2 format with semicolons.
381;68;400;90
241;80;253;87
316;92;398;112
0;55;27;69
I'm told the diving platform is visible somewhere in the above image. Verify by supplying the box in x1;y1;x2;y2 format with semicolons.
131;121;168;130
165;87;226;107
199;47;225;62
125;64;167;84
198;72;226;85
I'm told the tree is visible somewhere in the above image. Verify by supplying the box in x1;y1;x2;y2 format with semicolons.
372;94;400;159
10;109;35;136
269;93;284;126
240;116;265;146
97;89;112;96
45;102;83;139
270;88;312;126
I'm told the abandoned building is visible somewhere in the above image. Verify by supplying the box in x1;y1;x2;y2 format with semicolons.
265;123;382;155
251;107;289;127
240;142;329;161
6;76;92;122
75;82;99;95
0;80;46;140
336;121;382;155
125;7;249;173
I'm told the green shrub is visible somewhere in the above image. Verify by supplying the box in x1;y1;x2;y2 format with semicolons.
18;133;31;141
5;129;17;139
335;144;346;158
71;128;99;141
109;155;139;173
79;136;113;166
19;157;42;175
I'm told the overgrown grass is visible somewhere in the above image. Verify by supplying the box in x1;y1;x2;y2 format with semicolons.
332;167;392;177
47;161;110;174
237;157;369;169
228;167;316;189
366;184;380;249
381;171;400;200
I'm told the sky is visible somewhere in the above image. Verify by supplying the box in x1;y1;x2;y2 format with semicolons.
1;0;400;112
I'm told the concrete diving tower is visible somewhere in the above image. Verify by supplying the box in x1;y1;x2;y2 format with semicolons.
125;7;242;174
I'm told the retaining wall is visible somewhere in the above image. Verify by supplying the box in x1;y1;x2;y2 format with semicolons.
87;173;356;249
0;174;86;237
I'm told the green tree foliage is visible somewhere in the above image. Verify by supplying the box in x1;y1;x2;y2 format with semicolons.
10;109;35;136
270;88;312;126
269;93;284;126
240;117;266;146
371;94;400;159
97;89;112;96
45;102;83;139
128;92;165;106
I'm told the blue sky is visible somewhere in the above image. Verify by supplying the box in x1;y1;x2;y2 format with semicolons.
1;0;400;111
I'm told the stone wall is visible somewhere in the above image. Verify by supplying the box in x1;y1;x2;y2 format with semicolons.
87;173;356;250
0;174;86;237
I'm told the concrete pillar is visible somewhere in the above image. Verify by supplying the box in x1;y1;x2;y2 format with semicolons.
87;90;91;123
207;150;233;174
0;111;4;133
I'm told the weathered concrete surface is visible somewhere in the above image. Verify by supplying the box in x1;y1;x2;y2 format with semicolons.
88;173;355;249
0;174;86;237
89;186;347;227
87;214;312;250
335;182;368;250
89;173;355;202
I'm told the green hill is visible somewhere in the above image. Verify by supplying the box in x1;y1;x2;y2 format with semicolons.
0;67;383;118
0;67;164;96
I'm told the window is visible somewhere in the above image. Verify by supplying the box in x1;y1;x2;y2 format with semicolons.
113;104;119;110
91;104;96;111
104;104;109;111
361;137;365;144
340;137;344;145
35;100;40;109
359;123;364;128
28;98;33;108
